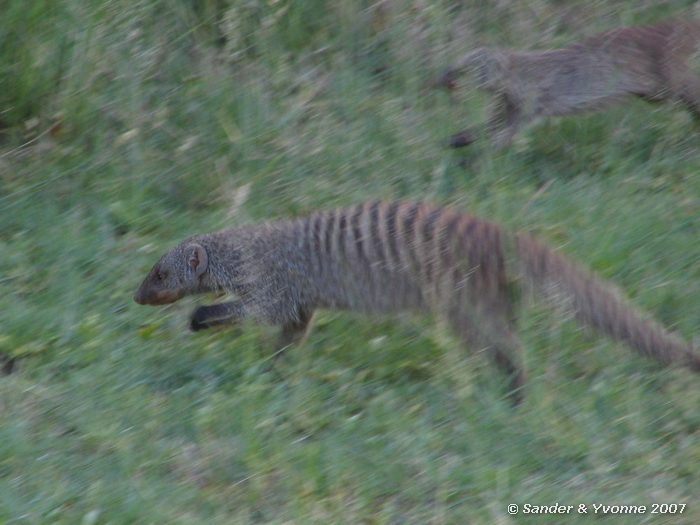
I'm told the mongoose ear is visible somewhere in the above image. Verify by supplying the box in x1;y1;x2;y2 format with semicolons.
186;243;208;278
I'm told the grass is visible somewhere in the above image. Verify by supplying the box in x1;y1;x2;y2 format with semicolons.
1;0;699;523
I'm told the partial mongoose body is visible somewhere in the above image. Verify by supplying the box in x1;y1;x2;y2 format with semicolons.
437;19;700;149
134;201;700;400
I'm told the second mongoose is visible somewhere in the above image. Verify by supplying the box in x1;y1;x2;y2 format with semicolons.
134;201;700;401
436;19;700;149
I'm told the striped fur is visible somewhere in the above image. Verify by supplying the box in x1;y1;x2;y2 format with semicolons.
437;19;700;149
134;201;700;400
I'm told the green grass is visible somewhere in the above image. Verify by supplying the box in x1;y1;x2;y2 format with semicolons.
1;1;700;523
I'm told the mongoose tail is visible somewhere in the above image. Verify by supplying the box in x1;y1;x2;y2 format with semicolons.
516;233;700;372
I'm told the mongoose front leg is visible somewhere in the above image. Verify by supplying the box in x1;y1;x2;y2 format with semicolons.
275;310;315;357
488;93;523;151
190;301;246;332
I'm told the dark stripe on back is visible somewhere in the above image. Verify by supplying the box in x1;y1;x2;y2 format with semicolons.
462;217;477;239
368;200;385;265
453;215;477;287
351;204;367;265
421;208;443;284
337;208;348;259
431;210;461;298
323;209;336;258
312;213;324;272
400;202;421;273
384;201;401;268
440;212;461;271
303;216;314;253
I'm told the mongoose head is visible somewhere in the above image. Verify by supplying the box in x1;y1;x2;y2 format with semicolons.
134;242;209;305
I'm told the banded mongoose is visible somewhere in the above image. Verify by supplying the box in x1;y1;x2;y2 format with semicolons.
134;201;700;400
436;19;700;149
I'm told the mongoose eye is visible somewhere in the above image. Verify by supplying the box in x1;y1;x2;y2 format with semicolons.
156;270;167;281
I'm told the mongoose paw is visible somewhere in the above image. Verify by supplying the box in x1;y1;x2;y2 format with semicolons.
189;308;210;332
0;352;15;375
448;131;477;148
435;69;458;90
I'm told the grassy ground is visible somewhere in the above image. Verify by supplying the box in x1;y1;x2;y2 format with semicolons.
1;1;699;523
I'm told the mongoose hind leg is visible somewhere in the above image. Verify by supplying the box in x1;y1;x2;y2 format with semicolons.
449;308;526;405
190;301;246;332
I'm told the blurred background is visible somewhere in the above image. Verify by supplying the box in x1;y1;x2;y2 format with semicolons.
1;1;699;523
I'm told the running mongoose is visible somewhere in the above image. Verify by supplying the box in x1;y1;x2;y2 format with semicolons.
134;201;700;401
436;19;700;149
